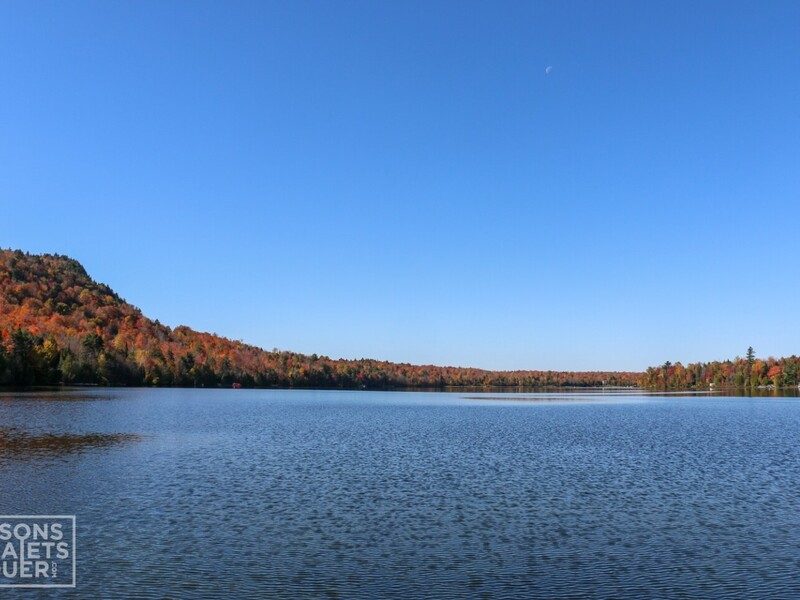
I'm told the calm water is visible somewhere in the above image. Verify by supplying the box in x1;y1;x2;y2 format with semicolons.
1;388;799;598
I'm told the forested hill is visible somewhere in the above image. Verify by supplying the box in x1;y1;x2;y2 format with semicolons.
0;249;641;388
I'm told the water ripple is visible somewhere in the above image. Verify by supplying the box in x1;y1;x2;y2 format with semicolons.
1;389;799;598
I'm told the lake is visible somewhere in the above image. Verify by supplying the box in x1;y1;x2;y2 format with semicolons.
1;388;799;598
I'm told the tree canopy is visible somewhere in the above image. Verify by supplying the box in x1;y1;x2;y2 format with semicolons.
639;348;800;390
0;249;640;389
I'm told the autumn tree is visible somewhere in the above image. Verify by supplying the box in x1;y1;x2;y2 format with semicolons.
0;249;643;389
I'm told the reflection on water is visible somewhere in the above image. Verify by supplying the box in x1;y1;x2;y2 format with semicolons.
462;394;617;402
0;426;141;457
463;388;800;402
0;389;117;403
725;386;800;398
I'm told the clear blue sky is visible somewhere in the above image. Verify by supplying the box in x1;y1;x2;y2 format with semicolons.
2;1;799;371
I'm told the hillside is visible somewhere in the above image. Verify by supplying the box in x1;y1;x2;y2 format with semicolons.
0;249;641;388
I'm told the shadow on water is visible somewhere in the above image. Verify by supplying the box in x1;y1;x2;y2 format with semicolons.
0;427;142;458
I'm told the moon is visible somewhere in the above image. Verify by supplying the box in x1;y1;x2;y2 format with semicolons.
545;66;553;75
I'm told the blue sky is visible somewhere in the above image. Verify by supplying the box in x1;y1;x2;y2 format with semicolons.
2;1;799;371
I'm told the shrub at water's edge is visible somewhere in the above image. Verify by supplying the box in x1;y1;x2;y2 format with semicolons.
0;249;640;388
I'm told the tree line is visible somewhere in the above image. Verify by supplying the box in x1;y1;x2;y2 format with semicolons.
639;347;800;389
0;249;640;389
